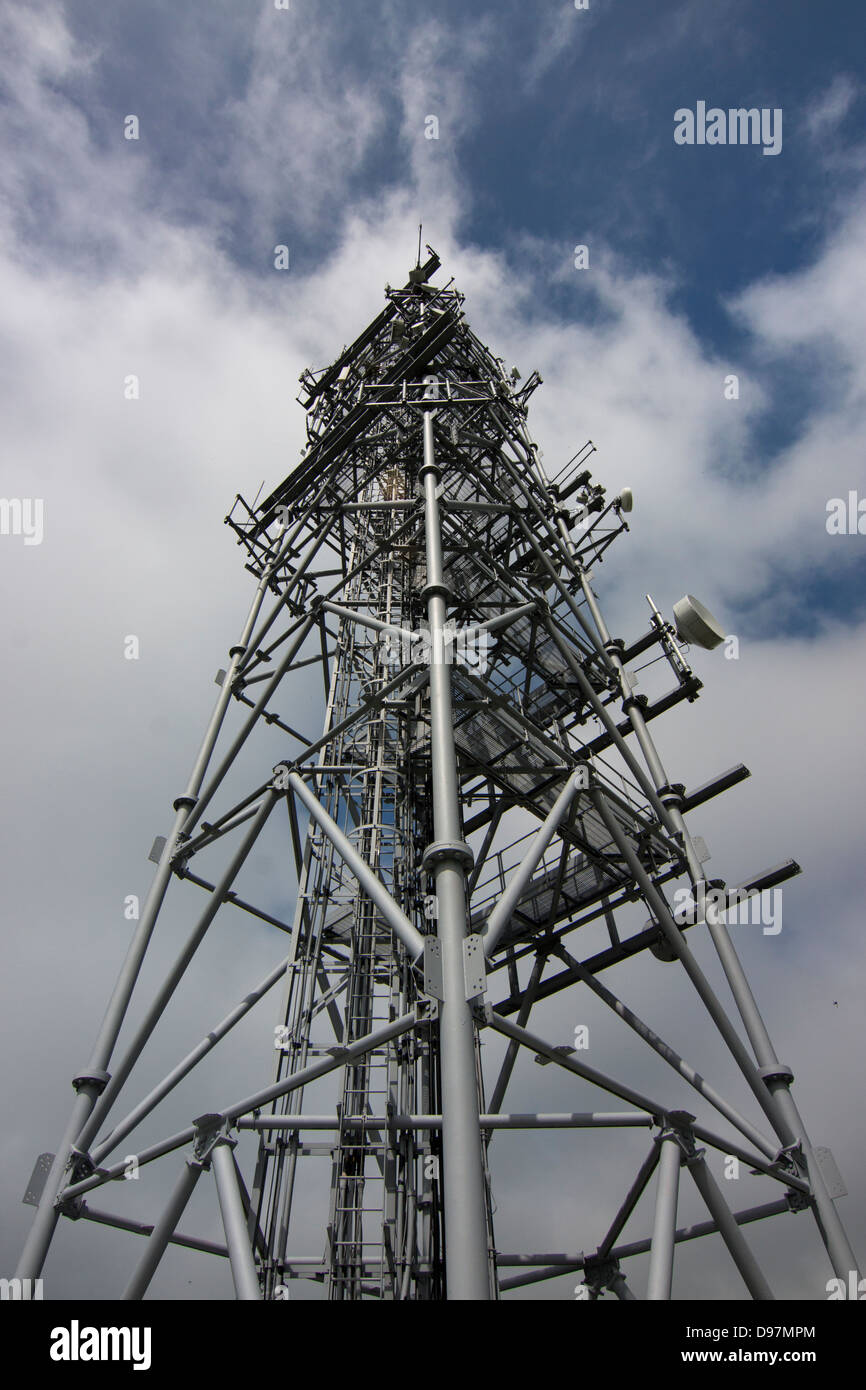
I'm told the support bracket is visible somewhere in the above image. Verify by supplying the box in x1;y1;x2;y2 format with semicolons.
463;934;487;1000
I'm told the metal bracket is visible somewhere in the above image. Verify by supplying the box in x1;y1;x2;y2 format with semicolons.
771;1141;807;1187
423;937;443;1001
785;1188;812;1214
421;937;487;1001
582;1255;628;1298
192;1112;235;1166
463;934;486;1001
148;835;166;864
66;1147;96;1185
53;1148;95;1218
22;1153;54;1207
692;835;711;865
656;1110;700;1162
813;1146;847;1200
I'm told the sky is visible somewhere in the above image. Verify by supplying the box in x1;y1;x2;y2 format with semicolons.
1;0;865;1304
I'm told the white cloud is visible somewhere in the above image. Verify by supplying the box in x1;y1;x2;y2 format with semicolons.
804;73;858;139
222;8;388;237
520;3;590;93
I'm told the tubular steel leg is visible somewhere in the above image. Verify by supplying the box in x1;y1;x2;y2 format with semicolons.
17;549;289;1281
646;1134;681;1300
685;1150;774;1301
580;549;856;1282
77;790;279;1154
421;404;491;1301
58;1014;419;1208
589;785;795;1146
15;1086;101;1282
122;1159;204;1300
568;550;860;1284
92;956;289;1167
701;914;859;1282
211;1142;262;1301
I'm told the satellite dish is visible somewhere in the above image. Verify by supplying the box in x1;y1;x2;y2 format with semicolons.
673;595;726;651
618;487;633;513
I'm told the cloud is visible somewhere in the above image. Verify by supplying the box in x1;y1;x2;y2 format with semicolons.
222;7;389;239
520;3;592;93
804;73;858;139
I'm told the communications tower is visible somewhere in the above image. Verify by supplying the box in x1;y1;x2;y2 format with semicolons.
17;250;859;1300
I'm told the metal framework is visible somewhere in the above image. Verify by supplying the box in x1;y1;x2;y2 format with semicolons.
17;249;860;1300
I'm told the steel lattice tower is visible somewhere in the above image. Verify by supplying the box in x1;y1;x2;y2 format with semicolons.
17;250;860;1301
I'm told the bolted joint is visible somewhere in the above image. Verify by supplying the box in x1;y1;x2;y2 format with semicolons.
654;1110;700;1162
65;1148;96;1185
472;999;495;1028
604;637;625;659
785;1188;812;1214
72;1069;111;1096
622;692;649;715
760;1062;795;1087
415;997;439;1025
657;782;686;811
57;1151;95;1213
172;795;197;813
582;1255;627;1297
58;1195;85;1221
419;582;453;605
192;1112;235;1166
170;836;191;871
770;1141;807;1186
422;839;474;872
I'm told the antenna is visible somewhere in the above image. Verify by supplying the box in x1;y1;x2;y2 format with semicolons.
416;223;422;268
673;593;726;649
